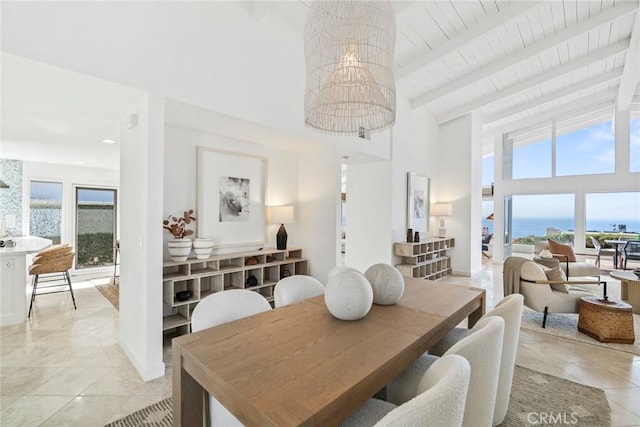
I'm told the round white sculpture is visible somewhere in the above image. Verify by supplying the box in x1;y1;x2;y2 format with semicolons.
364;263;405;305
324;271;373;321
326;265;361;284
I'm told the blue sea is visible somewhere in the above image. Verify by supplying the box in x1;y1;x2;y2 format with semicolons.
482;217;640;238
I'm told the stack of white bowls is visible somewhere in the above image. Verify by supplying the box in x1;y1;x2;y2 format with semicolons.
192;238;215;259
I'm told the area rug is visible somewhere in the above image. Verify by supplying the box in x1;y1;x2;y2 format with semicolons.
95;278;119;310
104;366;610;427
521;307;640;356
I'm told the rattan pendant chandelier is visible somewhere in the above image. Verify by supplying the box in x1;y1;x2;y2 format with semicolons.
304;0;396;136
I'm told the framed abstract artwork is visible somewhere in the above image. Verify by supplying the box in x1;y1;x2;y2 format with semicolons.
196;146;267;248
407;172;430;234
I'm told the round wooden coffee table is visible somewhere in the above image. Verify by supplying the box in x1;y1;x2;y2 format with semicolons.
577;296;634;344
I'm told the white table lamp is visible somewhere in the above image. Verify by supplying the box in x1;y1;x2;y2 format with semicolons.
269;205;294;250
431;203;453;238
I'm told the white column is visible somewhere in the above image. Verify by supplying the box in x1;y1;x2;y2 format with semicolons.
119;93;165;381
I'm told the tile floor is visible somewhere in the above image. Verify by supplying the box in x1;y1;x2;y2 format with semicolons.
1;261;639;426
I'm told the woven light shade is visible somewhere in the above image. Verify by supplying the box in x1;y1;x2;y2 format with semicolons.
304;0;396;136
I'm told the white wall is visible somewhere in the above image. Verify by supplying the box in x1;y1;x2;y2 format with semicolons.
119;94;165;381
345;97;440;271
437;114;483;276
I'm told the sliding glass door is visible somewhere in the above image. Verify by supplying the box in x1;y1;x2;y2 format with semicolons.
75;187;117;269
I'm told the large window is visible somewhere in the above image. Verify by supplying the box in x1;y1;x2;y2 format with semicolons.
556;120;615;176
76;187;117;269
508;124;552;180
510;103;618;179
29;181;62;244
482;155;494;186
512;194;575;244
585;192;640;234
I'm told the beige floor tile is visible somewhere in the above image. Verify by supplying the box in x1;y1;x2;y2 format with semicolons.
605;388;640;417
0;395;74;425
29;367;112;396
609;400;640;427
0;396;20;411
0;366;66;396
39;395;168;427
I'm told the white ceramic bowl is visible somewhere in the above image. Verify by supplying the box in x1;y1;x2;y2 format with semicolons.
193;238;214;249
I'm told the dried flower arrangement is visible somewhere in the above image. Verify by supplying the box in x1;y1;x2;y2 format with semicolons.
163;210;196;239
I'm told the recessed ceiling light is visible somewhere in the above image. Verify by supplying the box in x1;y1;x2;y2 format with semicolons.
102;138;116;144
76;161;85;166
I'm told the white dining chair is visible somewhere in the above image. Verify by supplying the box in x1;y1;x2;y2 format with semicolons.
274;275;324;308
190;289;272;426
387;316;504;427
428;294;523;426
341;354;471;427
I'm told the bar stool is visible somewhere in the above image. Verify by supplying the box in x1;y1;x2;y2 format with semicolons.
28;244;77;317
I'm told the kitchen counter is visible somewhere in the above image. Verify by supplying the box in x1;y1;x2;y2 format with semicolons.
1;236;52;325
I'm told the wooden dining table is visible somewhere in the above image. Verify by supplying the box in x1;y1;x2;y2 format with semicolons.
172;278;486;427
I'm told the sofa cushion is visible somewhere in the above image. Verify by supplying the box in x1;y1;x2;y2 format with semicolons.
548;239;576;262
543;267;569;293
520;261;547;282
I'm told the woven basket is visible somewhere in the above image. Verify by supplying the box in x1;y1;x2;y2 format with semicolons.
578;296;634;344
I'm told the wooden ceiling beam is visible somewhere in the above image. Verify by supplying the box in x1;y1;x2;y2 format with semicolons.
617;11;640;110
483;89;618;137
436;39;630;124
411;1;638;109
483;69;623;124
396;1;542;79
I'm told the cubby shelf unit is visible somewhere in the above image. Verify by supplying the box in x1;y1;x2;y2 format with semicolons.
162;247;308;334
394;238;455;280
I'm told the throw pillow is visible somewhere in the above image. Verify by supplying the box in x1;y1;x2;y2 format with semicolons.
547;239;576;262
544;266;569;293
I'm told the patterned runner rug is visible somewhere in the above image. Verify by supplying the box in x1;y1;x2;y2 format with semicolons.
104;365;610;426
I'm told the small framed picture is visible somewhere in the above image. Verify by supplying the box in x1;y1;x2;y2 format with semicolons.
407;172;430;233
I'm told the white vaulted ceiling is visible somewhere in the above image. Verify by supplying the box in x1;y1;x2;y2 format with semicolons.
2;0;638;167
390;0;639;133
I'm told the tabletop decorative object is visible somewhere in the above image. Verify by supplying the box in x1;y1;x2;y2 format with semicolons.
324;270;373;321
164;210;196;261
364;263;405;305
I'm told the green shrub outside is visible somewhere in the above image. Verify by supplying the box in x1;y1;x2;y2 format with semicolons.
513;232;639;248
77;232;115;268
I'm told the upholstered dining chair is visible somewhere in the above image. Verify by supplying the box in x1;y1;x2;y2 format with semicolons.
340;354;471;427
28;244;76;317
274;275;324;308
387;317;504;427
191;289;272;426
622;241;640;270
428;294;523;426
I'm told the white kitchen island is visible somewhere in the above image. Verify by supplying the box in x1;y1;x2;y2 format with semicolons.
0;236;52;326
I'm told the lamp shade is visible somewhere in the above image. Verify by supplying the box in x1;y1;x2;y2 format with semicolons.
304;0;396;135
431;203;453;217
269;205;294;224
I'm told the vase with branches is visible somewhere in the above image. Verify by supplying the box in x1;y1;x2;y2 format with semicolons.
163;210;196;239
164;210;196;261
